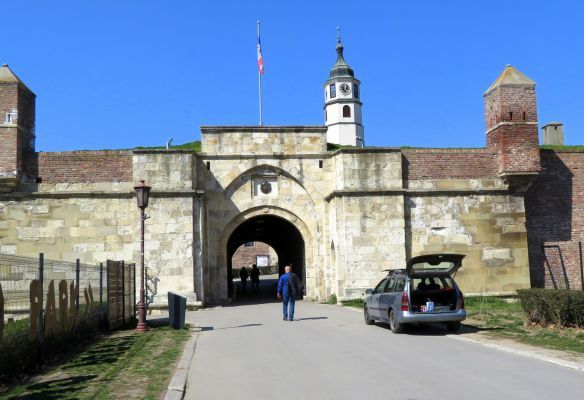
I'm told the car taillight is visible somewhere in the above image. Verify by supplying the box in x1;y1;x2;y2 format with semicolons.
458;292;465;310
400;291;409;311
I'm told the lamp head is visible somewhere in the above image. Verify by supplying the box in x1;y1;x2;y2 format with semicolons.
134;180;151;209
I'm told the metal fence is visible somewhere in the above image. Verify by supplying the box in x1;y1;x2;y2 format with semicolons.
0;254;136;379
107;260;136;329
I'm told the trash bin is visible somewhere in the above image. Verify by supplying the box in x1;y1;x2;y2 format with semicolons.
168;291;187;329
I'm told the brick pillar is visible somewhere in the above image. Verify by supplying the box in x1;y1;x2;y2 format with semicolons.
484;65;540;190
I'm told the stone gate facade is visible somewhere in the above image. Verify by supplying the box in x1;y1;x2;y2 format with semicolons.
1;60;583;306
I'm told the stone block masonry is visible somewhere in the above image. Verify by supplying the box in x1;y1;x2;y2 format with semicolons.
1;149;201;306
202;126;328;155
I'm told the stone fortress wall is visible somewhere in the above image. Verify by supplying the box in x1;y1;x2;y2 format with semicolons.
0;148;200;303
1;64;583;306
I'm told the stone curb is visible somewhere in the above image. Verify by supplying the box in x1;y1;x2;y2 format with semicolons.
448;334;584;373
163;328;200;400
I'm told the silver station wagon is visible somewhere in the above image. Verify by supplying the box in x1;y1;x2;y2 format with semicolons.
363;254;466;333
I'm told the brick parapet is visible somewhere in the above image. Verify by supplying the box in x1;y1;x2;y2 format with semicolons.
402;149;498;180
31;151;133;183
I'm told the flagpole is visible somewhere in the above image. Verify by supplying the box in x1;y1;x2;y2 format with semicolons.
257;20;263;126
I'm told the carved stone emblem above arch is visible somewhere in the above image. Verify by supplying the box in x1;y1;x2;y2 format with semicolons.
223;163;316;207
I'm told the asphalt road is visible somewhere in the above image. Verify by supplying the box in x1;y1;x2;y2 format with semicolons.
184;299;583;400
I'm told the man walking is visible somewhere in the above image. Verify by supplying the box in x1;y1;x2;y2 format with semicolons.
277;265;303;321
239;266;248;294
250;264;261;294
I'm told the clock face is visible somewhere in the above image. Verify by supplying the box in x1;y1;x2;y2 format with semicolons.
339;83;351;95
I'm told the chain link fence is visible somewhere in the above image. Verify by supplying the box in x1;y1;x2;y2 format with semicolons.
0;254;135;380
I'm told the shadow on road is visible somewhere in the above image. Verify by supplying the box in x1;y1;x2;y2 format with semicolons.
292;317;328;321
216;323;263;330
228;277;280;306
372;322;503;336
198;323;263;332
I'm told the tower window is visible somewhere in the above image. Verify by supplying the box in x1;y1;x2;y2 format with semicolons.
325;110;327;121
330;84;336;98
343;105;351;118
354;84;359;99
4;110;17;124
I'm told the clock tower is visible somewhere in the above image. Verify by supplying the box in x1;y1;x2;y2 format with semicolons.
324;32;364;147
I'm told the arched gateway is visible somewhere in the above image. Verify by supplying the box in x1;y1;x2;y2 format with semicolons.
218;207;312;300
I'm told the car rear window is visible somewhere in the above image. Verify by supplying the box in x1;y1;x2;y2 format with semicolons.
411;276;453;291
410;260;458;272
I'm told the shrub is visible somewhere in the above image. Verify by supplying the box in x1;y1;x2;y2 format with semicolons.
517;289;584;328
326;294;338;304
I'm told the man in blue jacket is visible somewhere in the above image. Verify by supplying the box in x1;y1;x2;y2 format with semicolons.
277;265;303;321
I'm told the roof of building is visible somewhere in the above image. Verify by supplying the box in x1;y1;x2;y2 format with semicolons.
0;64;23;83
485;64;535;94
327;34;355;82
0;64;35;94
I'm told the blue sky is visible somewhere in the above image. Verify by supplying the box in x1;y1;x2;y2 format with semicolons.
3;0;583;151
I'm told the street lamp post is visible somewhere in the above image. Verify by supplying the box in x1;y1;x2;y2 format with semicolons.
134;180;151;332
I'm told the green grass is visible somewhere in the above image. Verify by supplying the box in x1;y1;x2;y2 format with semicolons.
465;296;584;354
134;140;201;152
327;143;358;151
341;298;364;308
1;323;190;399
541;145;584;151
2;317;29;337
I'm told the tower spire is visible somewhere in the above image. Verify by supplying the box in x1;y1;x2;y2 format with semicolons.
336;26;345;60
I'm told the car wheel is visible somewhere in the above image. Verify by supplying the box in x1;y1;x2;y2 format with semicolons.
446;321;461;332
389;309;404;334
364;306;375;325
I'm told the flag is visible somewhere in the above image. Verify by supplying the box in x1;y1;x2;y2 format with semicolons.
257;29;264;75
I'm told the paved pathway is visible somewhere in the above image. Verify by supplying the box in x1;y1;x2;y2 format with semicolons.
185;300;583;400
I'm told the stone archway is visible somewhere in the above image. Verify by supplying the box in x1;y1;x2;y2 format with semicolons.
217;207;313;301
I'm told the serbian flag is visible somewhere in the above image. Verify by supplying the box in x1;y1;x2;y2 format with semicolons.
257;29;264;74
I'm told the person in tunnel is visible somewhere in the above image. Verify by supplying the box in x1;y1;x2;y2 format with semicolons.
250;264;261;294
277;265;304;321
239;266;249;294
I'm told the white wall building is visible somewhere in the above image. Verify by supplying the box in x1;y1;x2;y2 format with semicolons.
324;34;365;147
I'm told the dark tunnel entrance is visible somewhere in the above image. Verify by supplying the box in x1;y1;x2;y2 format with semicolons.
227;215;305;301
